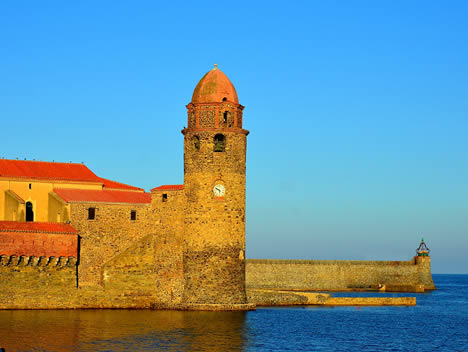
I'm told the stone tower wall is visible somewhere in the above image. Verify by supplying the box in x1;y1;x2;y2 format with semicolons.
183;129;248;305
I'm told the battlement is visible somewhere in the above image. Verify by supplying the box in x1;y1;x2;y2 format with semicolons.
0;255;77;268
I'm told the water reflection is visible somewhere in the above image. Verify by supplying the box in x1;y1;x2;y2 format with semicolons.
0;310;248;352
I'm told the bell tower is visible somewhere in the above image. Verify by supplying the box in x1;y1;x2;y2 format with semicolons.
181;65;252;309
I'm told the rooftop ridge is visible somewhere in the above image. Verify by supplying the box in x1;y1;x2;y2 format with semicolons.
0;158;84;165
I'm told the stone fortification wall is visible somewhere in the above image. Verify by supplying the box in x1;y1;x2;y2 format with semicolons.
101;228;183;305
0;190;187;309
94;188;185;304
0;255;77;296
246;257;435;291
69;202;153;286
101;234;157;296
0;231;183;309
151;188;184;304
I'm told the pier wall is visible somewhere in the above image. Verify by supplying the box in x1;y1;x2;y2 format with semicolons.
246;256;435;291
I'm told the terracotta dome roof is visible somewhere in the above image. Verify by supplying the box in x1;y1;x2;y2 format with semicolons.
191;65;239;104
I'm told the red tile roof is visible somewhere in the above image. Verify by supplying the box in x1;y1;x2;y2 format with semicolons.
0;159;145;191
54;188;151;204
151;185;184;191
0;221;77;234
0;159;101;182
98;177;144;192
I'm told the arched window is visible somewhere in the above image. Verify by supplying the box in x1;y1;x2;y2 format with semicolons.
26;201;34;222
213;134;225;152
223;111;228;124
193;135;200;150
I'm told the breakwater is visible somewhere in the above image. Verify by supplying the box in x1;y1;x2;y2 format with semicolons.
246;256;435;292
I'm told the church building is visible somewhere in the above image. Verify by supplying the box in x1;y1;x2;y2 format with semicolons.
0;66;434;311
0;65;253;310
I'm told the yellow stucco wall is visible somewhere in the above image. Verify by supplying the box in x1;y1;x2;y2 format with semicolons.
48;193;71;223
0;178;101;222
3;191;24;221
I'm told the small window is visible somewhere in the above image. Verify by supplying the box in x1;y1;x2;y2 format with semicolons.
223;111;228;124
193;135;200;150
214;134;225;152
130;210;136;221
222;97;227;102
29;183;32;190
162;193;168;202
88;207;95;220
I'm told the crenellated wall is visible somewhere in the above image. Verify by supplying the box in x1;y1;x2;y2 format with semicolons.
0;255;77;292
0;251;153;309
246;257;436;291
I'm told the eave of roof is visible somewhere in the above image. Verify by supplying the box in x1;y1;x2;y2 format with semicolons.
151;185;184;192
5;190;25;204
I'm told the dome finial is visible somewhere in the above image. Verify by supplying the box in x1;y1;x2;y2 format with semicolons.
213;63;218;70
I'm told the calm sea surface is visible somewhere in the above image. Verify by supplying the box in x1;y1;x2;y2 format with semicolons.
0;274;466;352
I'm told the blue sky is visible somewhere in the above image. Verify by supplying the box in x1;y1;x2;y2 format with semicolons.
1;1;467;273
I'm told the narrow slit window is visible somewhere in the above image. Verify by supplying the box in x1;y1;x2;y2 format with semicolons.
162;193;168;202
130;210;136;221
223;111;228;124
29;184;32;189
88;207;96;220
193;135;200;150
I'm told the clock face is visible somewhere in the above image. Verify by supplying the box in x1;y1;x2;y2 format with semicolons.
213;184;225;197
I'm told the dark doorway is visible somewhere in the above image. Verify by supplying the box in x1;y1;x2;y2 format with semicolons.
26;202;34;222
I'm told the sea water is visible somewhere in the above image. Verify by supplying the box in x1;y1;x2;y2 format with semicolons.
0;274;466;351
